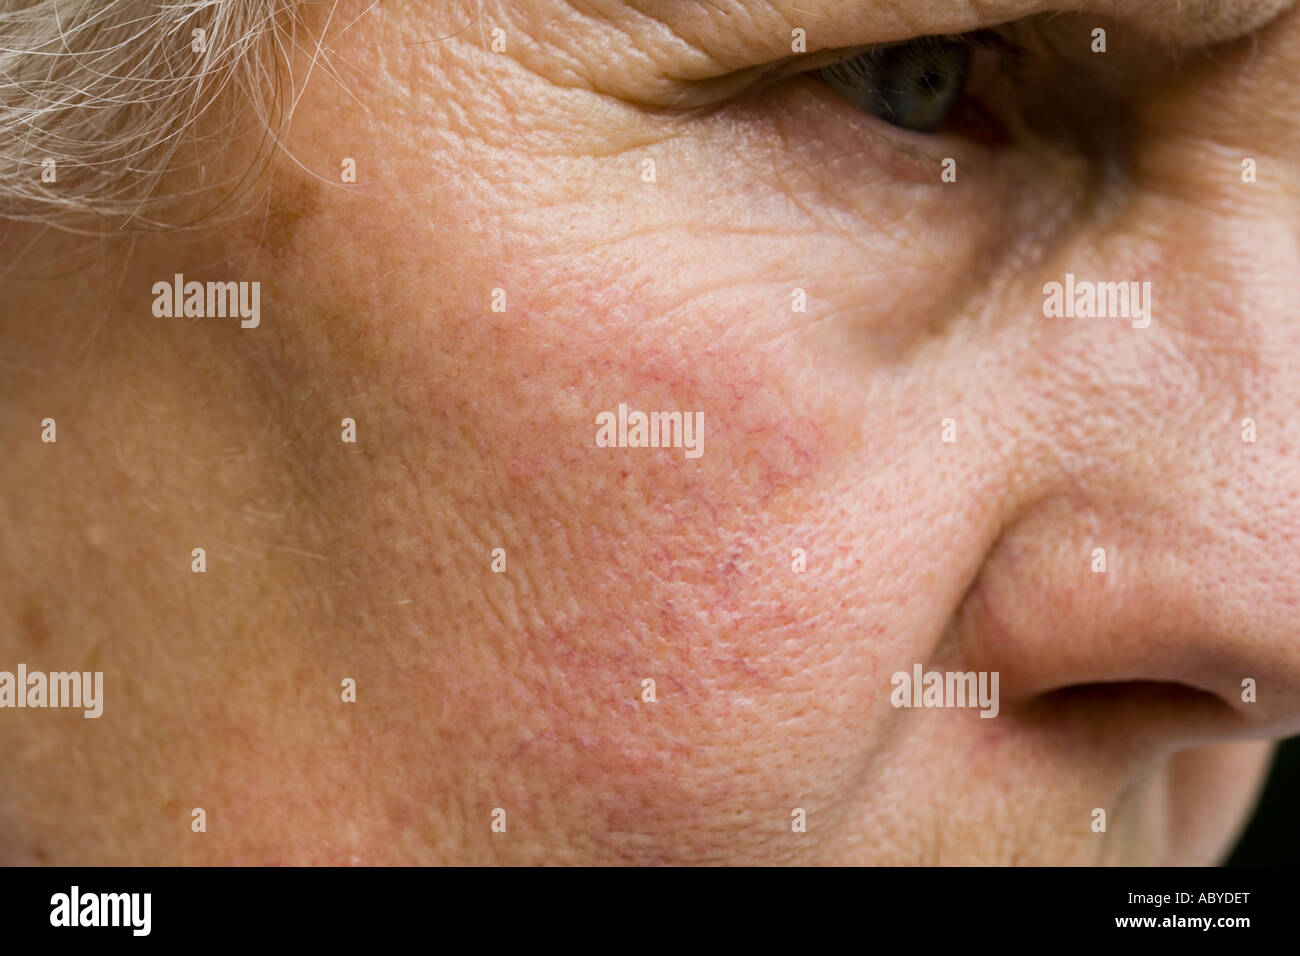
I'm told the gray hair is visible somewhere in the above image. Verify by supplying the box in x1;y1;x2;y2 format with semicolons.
0;1;307;229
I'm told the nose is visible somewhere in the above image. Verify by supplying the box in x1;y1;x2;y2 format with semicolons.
954;5;1300;742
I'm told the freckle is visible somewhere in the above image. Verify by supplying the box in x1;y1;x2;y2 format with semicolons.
20;597;49;646
248;171;325;260
385;797;413;829
31;843;49;863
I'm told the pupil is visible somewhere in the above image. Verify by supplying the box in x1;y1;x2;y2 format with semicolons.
815;37;973;133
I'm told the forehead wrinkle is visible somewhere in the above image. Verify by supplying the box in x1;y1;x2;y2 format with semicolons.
657;0;1298;46
491;0;1297;109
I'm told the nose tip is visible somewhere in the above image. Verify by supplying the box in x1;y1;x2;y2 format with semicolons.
954;486;1300;740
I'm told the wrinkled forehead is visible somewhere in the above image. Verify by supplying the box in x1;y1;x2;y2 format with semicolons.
525;0;1297;61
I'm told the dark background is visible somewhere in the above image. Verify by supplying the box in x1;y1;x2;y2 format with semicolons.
1225;735;1300;865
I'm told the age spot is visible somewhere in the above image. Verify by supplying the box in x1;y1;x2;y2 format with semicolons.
20;596;50;647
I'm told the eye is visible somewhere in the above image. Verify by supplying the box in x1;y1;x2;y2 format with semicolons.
816;37;976;134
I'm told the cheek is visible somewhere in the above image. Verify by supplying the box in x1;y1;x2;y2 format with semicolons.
405;261;933;858
307;100;1004;856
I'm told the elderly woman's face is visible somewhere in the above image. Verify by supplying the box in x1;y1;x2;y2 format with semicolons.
5;0;1300;865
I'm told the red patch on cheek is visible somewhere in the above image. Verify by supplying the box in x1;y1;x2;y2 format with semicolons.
611;339;830;486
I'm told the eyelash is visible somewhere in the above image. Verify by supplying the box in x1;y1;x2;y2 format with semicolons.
814;28;1029;136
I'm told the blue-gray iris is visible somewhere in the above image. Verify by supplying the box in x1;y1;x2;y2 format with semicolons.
818;39;973;133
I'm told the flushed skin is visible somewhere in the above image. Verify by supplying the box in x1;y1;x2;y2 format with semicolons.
1;0;1299;865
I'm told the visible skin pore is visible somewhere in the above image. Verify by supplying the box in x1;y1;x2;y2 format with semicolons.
1;0;1298;864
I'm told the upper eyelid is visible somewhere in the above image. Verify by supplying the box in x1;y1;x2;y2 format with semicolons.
731;27;1026;96
742;46;879;90
629;20;1040;113
642;48;942;114
626;48;879;112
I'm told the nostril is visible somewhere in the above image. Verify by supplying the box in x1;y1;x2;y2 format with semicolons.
1040;681;1227;709
1016;680;1248;747
954;518;1300;740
